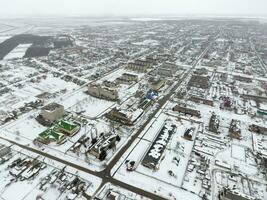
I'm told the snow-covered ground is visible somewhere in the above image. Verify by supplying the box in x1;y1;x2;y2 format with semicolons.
4;44;32;60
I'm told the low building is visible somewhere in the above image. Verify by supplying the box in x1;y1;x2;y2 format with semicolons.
234;75;252;83
135;59;152;67
0;144;11;157
157;62;178;77
146;55;158;65
188;96;214;106
102;80;117;88
183;128;194;140
173;105;201;118
40;103;64;123
194;68;208;75
149;78;165;91
229;119;241;139
54;120;80;136
37;129;66;145
142;121;176;170
87;84;118;101
105;108;143;126
219;187;255;200
115;73;138;84
249;124;267;134
127;59;152;73
209;113;220;133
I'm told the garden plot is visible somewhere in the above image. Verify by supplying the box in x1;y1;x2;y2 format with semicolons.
0;64;39;85
0;74;79;113
0;152;53;200
215;146;259;176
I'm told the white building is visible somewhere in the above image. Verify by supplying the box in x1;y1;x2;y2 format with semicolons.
41;103;64;123
88;84;118;101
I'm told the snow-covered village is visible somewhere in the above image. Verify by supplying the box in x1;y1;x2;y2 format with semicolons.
0;13;267;200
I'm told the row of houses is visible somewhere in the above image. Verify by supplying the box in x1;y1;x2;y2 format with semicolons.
249;124;267;134
127;59;154;73
173;104;201;118
188;96;214;106
115;73;138;84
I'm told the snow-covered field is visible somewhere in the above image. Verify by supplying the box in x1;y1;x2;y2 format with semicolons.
0;36;11;43
4;44;32;60
64;90;115;119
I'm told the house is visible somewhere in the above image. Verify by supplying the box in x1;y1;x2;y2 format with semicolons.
40;103;64;123
173;105;201;118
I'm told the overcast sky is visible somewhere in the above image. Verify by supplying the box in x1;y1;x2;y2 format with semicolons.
1;0;267;17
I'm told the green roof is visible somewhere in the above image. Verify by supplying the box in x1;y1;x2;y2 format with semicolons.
258;109;267;115
57;120;79;131
39;129;64;141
